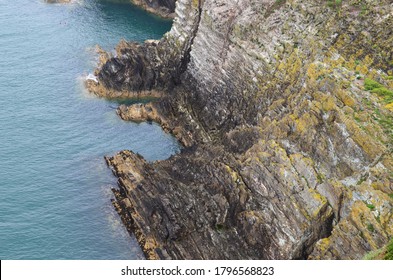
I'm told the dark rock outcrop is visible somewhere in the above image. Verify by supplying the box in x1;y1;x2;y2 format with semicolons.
129;0;177;18
93;0;393;259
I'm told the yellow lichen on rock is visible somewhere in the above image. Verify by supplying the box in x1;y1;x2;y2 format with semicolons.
337;89;356;108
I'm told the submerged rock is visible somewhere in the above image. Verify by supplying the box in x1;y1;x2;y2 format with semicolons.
94;0;393;259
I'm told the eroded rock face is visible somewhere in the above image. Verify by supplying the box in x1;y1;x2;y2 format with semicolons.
95;0;393;259
117;102;194;147
87;0;202;97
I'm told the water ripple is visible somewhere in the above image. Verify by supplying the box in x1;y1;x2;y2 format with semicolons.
0;0;173;259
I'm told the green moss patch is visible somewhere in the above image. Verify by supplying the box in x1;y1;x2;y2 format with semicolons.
366;203;376;210
364;78;393;104
364;78;383;91
371;88;393;103
367;223;375;232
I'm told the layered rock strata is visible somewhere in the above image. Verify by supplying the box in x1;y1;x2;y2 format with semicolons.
92;0;393;259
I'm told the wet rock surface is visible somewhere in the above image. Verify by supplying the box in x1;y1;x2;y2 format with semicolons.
94;0;393;259
117;102;194;147
129;0;177;18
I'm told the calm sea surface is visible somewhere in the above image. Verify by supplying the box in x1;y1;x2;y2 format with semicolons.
0;0;175;259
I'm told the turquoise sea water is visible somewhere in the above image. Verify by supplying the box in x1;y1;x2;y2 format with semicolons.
0;0;175;259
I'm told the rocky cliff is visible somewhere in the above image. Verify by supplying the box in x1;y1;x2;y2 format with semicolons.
89;0;393;259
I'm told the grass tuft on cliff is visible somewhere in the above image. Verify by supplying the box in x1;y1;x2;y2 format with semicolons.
364;78;393;103
364;78;383;91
